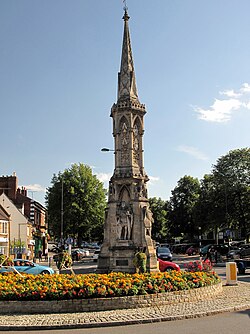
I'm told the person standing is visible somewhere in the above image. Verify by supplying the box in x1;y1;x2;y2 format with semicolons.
38;249;42;261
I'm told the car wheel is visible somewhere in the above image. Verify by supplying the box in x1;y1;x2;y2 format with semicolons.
41;270;50;275
237;262;245;274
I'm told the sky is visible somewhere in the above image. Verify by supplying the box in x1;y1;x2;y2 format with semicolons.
0;0;250;205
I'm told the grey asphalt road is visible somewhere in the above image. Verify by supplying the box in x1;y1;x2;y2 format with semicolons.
1;309;249;334
62;254;250;283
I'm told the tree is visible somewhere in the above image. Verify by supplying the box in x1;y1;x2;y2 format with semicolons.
211;148;250;240
168;175;200;240
149;197;169;242
194;174;225;241
46;163;107;245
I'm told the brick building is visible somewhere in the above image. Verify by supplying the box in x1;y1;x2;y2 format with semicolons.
0;173;47;257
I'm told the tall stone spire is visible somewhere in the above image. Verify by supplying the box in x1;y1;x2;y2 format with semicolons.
118;9;139;102
97;8;158;274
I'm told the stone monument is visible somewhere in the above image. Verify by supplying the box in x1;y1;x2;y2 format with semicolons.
97;8;158;273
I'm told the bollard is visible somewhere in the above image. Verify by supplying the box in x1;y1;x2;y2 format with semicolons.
226;262;237;285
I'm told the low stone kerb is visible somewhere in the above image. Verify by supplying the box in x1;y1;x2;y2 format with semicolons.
0;282;222;314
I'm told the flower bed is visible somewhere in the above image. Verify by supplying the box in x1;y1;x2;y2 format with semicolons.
0;270;220;301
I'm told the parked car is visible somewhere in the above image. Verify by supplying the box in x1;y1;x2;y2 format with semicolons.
0;259;54;275
156;246;172;261
227;248;241;259
158;258;180;272
48;243;57;251
239;244;250;258
93;249;100;262
200;244;229;257
186;245;200;256
71;248;90;261
171;243;194;254
50;246;61;253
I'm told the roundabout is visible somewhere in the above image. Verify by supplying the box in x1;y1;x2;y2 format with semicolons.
0;282;249;331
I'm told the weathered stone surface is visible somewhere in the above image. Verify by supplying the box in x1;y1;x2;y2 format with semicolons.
98;8;157;274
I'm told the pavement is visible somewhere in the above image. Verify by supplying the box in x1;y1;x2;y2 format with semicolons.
0;279;249;331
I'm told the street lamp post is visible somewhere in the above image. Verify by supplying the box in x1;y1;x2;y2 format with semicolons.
61;178;64;246
101;148;115;152
216;170;229;244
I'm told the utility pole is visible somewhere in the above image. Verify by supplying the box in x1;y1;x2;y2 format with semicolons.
61;179;64;245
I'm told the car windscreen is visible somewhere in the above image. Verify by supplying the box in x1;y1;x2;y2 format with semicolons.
157;247;170;253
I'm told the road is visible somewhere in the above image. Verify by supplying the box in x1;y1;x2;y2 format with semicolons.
58;253;250;283
1;310;249;334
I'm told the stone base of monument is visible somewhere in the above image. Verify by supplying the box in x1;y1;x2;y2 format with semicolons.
97;240;158;273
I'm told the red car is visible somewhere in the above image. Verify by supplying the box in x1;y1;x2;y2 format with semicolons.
158;258;180;272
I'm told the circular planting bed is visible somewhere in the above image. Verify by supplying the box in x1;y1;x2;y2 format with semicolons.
0;267;221;314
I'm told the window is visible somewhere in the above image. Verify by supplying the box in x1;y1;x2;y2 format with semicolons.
0;221;8;234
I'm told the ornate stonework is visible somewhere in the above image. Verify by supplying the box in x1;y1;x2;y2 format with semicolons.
97;9;158;273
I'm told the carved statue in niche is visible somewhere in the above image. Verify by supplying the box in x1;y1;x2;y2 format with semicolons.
134;181;148;199
121;122;129;164
116;202;133;240
143;206;153;237
133;124;140;165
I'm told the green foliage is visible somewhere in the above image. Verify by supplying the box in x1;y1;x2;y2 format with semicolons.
57;251;73;270
133;252;147;273
168;175;201;239
211;148;250;238
46;163;107;245
0;255;14;266
149;197;169;241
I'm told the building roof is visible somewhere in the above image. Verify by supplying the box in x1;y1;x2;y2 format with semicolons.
0;204;10;221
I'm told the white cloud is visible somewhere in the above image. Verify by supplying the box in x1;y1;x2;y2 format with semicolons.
177;145;208;161
95;172;112;183
194;83;250;122
148;176;160;185
219;89;241;98
23;184;46;192
240;82;250;93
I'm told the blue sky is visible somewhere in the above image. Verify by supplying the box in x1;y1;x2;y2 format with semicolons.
1;0;250;205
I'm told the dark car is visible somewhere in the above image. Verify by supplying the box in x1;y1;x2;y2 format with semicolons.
227;248;241;259
156;247;172;261
200;244;229;257
239;244;250;258
171;243;194;254
186;245;200;256
158;258;180;272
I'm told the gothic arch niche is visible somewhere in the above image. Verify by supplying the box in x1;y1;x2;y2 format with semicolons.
119;185;130;203
119;116;130;165
132;116;142;165
116;186;133;240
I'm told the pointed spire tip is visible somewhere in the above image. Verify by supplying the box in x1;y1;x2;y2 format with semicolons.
123;1;129;21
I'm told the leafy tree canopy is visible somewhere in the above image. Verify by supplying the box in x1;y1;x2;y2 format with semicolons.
168;175;200;239
46;163;107;245
149;197;169;242
211;148;250;238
